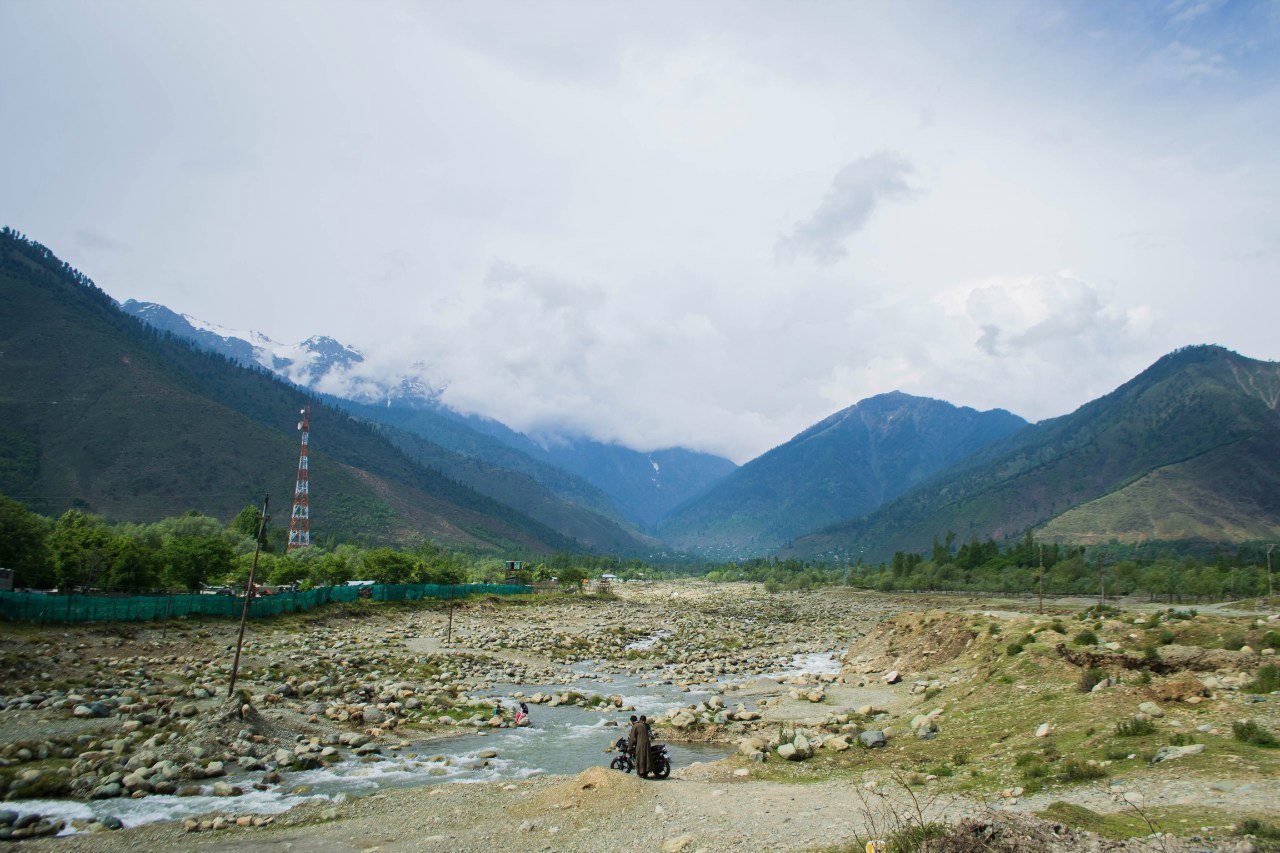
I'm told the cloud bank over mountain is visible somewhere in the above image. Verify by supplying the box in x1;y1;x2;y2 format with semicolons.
3;1;1278;461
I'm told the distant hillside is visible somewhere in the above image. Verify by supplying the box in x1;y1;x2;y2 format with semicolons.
121;299;737;532
0;228;578;553
658;392;1027;556
789;346;1280;561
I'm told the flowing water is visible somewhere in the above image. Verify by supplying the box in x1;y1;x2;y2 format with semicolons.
9;662;767;834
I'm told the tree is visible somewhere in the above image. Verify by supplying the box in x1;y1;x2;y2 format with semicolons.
358;548;419;584
161;536;234;591
229;504;268;548
0;494;52;587
47;510;117;590
103;539;161;592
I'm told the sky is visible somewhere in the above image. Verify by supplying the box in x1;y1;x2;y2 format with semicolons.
2;0;1279;463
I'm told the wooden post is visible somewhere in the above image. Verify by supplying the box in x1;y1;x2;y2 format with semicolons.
1268;545;1275;610
1038;545;1044;614
228;496;268;699
447;585;455;646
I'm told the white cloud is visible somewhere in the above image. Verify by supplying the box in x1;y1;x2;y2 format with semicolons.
2;0;1279;462
776;153;915;265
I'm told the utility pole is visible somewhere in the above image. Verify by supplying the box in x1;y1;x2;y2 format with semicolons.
1097;555;1105;604
1038;544;1044;614
1268;545;1276;610
229;496;268;698
446;585;455;646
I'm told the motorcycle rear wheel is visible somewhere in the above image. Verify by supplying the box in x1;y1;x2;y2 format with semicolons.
652;754;670;779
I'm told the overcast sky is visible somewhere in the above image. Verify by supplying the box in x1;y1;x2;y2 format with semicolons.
3;0;1278;462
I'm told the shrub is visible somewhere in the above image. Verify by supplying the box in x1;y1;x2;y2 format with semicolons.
1050;620;1067;634
1115;716;1157;737
1245;664;1279;694
1006;642;1025;656
1238;818;1280;840
1262;631;1280;651
1078;667;1108;693
1169;733;1197;746
988;623;1001;635
1233;720;1279;748
1222;635;1246;651
1074;630;1099;646
1057;758;1107;783
951;751;970;766
1157;629;1176;645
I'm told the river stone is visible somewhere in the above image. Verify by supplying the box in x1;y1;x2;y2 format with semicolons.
361;706;385;725
1151;743;1204;763
859;731;887;748
476;749;498;759
1137;702;1163;718
1035;723;1051;738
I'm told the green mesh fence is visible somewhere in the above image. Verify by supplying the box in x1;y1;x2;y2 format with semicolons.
0;583;532;624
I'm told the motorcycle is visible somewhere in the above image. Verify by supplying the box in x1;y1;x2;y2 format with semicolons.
608;736;671;779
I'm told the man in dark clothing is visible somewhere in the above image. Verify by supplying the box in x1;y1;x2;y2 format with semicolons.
629;714;653;777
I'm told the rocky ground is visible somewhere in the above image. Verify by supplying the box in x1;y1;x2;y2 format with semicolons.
0;583;1277;851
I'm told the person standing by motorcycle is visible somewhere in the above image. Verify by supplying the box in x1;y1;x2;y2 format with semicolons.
629;713;653;777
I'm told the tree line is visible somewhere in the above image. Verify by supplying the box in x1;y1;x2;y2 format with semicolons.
3;493;1273;602
0;495;654;594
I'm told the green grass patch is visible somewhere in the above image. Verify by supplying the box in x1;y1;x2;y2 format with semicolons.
1115;716;1156;737
1233;719;1279;748
1244;663;1279;694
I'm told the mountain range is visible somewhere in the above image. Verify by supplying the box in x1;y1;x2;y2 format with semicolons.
787;345;1280;561
119;300;738;534
9;227;1280;563
0;229;641;554
657;392;1027;557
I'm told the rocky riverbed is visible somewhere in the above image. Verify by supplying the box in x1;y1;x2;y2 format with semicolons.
1;583;1278;851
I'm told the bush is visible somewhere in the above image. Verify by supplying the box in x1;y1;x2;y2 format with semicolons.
1222;635;1246;651
1238;818;1280;840
1157;629;1176;645
1233;720;1279;748
1169;733;1197;746
1074;630;1099;646
1244;664;1279;694
1263;631;1280;651
1078;667;1108;693
1115;716;1157;737
1006;642;1025;656
1057;758;1107;783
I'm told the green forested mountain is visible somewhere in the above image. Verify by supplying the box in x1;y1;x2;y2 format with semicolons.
788;346;1280;562
0;229;580;553
657;392;1027;557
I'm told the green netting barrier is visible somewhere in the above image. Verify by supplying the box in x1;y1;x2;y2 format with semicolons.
0;583;532;624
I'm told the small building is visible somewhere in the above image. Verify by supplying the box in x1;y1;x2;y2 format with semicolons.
503;560;529;584
0;568;13;592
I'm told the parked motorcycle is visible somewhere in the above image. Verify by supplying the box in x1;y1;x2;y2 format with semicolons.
608;736;671;779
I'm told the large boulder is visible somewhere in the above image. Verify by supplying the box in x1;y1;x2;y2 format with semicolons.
859;730;887;749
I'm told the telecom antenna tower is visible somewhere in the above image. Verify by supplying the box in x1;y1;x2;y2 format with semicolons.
287;405;311;551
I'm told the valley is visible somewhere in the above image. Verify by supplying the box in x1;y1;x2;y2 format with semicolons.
1;583;1277;850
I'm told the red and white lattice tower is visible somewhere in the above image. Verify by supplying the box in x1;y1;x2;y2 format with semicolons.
286;405;311;551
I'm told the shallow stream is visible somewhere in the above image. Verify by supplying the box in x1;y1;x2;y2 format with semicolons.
10;646;845;833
